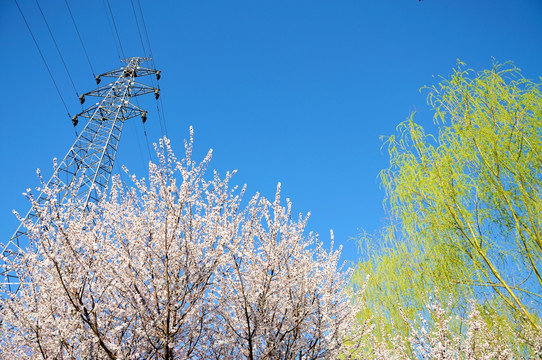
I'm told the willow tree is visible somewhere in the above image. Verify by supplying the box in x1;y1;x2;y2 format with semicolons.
354;62;542;352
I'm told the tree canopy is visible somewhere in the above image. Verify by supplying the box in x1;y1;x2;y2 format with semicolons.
354;62;542;356
0;131;361;359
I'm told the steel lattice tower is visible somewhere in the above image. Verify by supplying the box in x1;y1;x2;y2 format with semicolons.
1;57;160;292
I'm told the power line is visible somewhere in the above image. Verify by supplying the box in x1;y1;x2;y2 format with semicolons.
64;0;96;78
99;0;157;167
156;98;168;137
129;0;167;139
130;0;148;59
135;0;155;66
14;0;71;118
135;0;168;137
132;120;150;165
35;0;79;97
105;0;125;59
128;0;164;142
142;122;153;159
100;0;121;60
131;89;155;163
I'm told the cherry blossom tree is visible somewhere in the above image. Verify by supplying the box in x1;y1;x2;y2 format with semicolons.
209;187;356;359
0;129;360;359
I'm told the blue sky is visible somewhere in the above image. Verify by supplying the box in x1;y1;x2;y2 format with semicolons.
1;0;541;266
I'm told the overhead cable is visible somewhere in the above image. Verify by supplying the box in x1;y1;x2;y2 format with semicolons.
156;98;168;137
35;0;79;97
64;0;96;78
14;0;71;118
130;0;148;58
101;0;122;60
135;0;155;67
142;122;153;160
105;0;126;59
136;0;168;137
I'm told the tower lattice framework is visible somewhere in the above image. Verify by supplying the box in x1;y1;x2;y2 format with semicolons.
1;57;160;292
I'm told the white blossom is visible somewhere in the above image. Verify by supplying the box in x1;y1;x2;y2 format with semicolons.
0;130;361;359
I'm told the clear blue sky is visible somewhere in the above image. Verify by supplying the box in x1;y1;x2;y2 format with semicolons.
1;1;541;266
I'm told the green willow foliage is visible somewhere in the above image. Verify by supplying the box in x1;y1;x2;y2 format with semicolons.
354;62;542;352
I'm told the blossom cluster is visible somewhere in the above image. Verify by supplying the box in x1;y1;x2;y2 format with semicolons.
344;296;542;359
0;131;360;359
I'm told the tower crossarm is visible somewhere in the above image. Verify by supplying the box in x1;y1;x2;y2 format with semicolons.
94;57;160;84
1;57;160;293
98;67;160;79
81;82;157;99
76;100;146;120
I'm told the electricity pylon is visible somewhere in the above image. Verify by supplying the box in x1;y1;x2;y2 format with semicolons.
0;57;160;293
